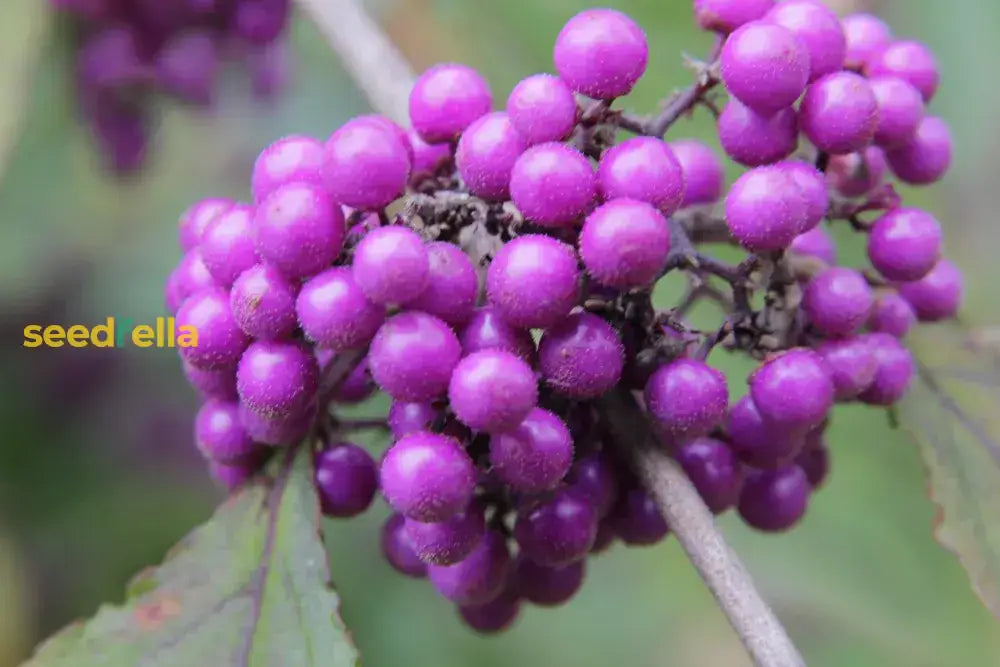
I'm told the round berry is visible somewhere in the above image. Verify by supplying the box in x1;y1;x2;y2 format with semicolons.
885;116;952;185
553;8;648;99
251;135;325;203
509;142;596;227
428;529;511;605
297;267;385;350
800;71;879;155
827;146;887;197
515;556;585;607
777;160;828;231
803;267;873;338
179;197;232;251
230;264;298;340
611;487;669;546
332;356;375;404
816;336;878;401
676;437;743;514
254;182;346;280
538;312;625;399
183;359;237;400
765;0;846;81
506;74;577;145
718;99;799;167
236;340;318;418
669;139;724;206
238;400;315;446
598;137;684;214
867;207;942;282
369;311;462;402
693;0;774;33
382;514;427;578
724;166;809;251
209;459;259;491
738;465;809;532
727;396;805;468
456;112;527;201
459;589;520;634
351;226;430;306
166;249;218;313
486;234;580;329
324;117;411;210
565;451;619;518
449;350;538;433
408;130;452;184
459;308;537;363
842;13;892;70
720;21;810;115
404;242;477;327
409;63;492;143
200;204;259;288
579;198;671;289
869;76;924;149
404;501;485;565
790;227;836;266
314;442;378;518
867;40;939;102
796;434;829;488
868;290;917;338
515;489;597;566
177;288;250;370
751;349;834;431
490;408;574;493
858;333;914;406
645;359;728;443
380;431;476;522
195;399;259;463
898;259;963;322
388;401;437;439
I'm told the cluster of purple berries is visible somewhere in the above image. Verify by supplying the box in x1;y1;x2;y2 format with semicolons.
164;0;962;634
51;0;290;174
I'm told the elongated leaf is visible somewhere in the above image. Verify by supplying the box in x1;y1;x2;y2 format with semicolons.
903;321;1000;619
24;446;359;667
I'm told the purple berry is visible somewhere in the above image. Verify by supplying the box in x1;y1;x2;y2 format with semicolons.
156;30;219;106
597;137;684;214
183;359;237;400
177;288;250;370
254;182;346;280
738;465;809;532
858;333;914;406
179;197;232;251
790;227;836;266
459;589;520;634
645;359;728;443
404;501;485;565
380;431;476;522
842;13;892;70
750;349;834;431
251;135;326;203
869;76;925;149
669;139;724;206
553;8;648;99
209;459;259;491
232;0;290;45
238;400;315;446
456;112;527;201
506;74;577;145
868;290;917;338
611;487;669;546
230;264;298;340
803;267;873;338
409;64;492;143
351;226;430;306
727;395;805;468
194;399;259;463
236;340;318;418
676;437;743;514
297;267;385;350
200;204;259;288
538;312;625;399
315;442;378;518
404;242;477;326
515;489;597;565
724;166;809;251
459;308;537;363
827;146;887;197
694;0;774;33
509;142;596;227
515;556;585;607
382;514;427;578
867;40;939;102
590;518;617;553
166;249;217;314
765;0;845;81
718;99;799;167
486;234;580;329
777;160;828;231
796;435;829;488
369;312;462;402
720;21;810;115
490;408;574;493
565;450;619;518
579;198;671;289
388;401;437;439
867;207;942;282
333;356;375;404
816;336;878;401
800;71;879;155
449;350;538;433
898;259;963;322
885;116;952;185
324;117;411;210
408;130;452;183
428;529;511;605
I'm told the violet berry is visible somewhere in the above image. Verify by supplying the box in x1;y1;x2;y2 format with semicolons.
645;359;728;443
351;226;430;306
718;100;799;168
669;139;724;207
369;311;462;402
380;431;476;522
456;112;527;201
538;312;625;399
506;73;578;145
236;340;319;419
720;21;810;115
251;135;326;203
448;349;538;433
800;71;879;155
486;234;580;329
803;267;873;338
553;8;648;99
867;207;943;282
898;259;963;322
230;263;298;340
254;182;346;280
409;63;492;143
489;408;574;493
579;198;671;289
324;117;411;210
597;137;685;215
297;267;386;351
750;348;834;431
509;142;596;227
315;442;378;518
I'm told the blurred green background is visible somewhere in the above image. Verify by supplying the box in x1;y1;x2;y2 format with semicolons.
1;0;998;665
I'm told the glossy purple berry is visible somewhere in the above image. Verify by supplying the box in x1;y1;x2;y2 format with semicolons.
867;40;939;102
459;589;520;634
449;350;538;433
777;160;828;231
727;396;805;468
456;112;527;201
598;137;684;214
195;399;259;463
827;146;887;197
509;142;596;227
388;401;437;439
765;0;845;81
209;459;259;491
428;529;511;605
486;234;580;329
750;349;834;431
200;204;258;288
490;408;574;493
409;64;492;143
297;267;385;350
236;340;318;418
404;242;477;327
720;21;810;115
790;227;836;266
738;465;809;532
230;264;298;340
816;337;878;401
717;100;798;167
254;182;346;280
803;267;873;338
408;130;452;183
579;199;671;289
238;400;315;446
858;333;915;406
351;226;430;306
324;117;411;210
166;249;218;314
179;197;232;252
867;207;942;282
724;166;809;251
516;556;585;607
868;290;917;338
669;139;724;206
553;8;648;99
694;0;774;33
515;489;597;566
380;431;476;522
177;288;250;370
842;13;892;70
332;356;375;404
645;359;728;443
369;312;462;401
538;312;625;399
315;442;378;518
800;71;879;155
382;513;427;578
404;501;485;565
611;487;669;546
506;74;578;145
183;359;237;400
676;437;743;514
459;308;537;363
885;116;952;185
898;259;963;322
566;451;619;518
869;76;924;149
251;135;326;203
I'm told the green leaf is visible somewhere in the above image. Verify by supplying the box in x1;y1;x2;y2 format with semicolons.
23;446;360;667
902;321;1000;620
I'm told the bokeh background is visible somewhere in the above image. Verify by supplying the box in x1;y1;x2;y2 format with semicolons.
1;0;998;665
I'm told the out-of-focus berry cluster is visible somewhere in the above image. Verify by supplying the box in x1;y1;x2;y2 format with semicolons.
51;0;291;174
164;0;962;634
